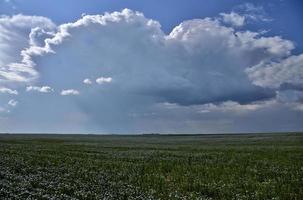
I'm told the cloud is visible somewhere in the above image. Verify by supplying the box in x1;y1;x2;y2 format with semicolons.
96;77;112;84
8;99;18;107
61;89;80;96
0;9;302;133
276;90;303;103
240;3;263;13
198;100;274;113
220;12;245;27
0;108;4;113
235;3;272;23
26;86;54;93
0;14;55;84
29;27;55;47
83;78;92;85
196;90;303;114
292;103;303;111
247;54;303;89
0;87;18;95
18;9;294;106
275;90;303;112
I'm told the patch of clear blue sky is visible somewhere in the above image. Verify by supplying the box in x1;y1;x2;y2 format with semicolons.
1;0;303;53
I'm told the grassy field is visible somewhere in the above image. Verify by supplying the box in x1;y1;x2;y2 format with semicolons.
0;133;302;199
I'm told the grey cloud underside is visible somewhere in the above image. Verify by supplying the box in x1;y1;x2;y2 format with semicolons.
0;9;302;133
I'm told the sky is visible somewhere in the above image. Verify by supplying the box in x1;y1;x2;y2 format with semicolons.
0;0;303;134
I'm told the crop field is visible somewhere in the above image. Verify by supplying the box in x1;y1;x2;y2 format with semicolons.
0;133;302;199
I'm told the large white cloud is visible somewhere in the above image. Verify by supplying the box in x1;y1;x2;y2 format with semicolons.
17;9;294;105
0;9;302;133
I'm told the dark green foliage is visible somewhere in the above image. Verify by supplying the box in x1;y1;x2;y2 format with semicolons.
0;133;302;199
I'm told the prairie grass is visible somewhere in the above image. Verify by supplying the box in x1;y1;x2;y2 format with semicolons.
0;133;302;199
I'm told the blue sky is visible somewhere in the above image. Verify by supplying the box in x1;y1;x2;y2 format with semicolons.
0;0;303;133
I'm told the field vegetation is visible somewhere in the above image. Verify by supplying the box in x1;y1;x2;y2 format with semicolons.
0;133;302;199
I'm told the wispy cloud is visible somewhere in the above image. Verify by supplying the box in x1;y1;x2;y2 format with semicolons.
220;12;245;27
8;99;18;107
0;88;18;95
235;3;272;23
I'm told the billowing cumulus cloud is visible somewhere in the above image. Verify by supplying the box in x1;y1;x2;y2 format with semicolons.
0;9;302;133
0;14;55;84
18;9;294;104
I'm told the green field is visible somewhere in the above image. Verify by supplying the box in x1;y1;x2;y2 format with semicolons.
0;133;302;199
